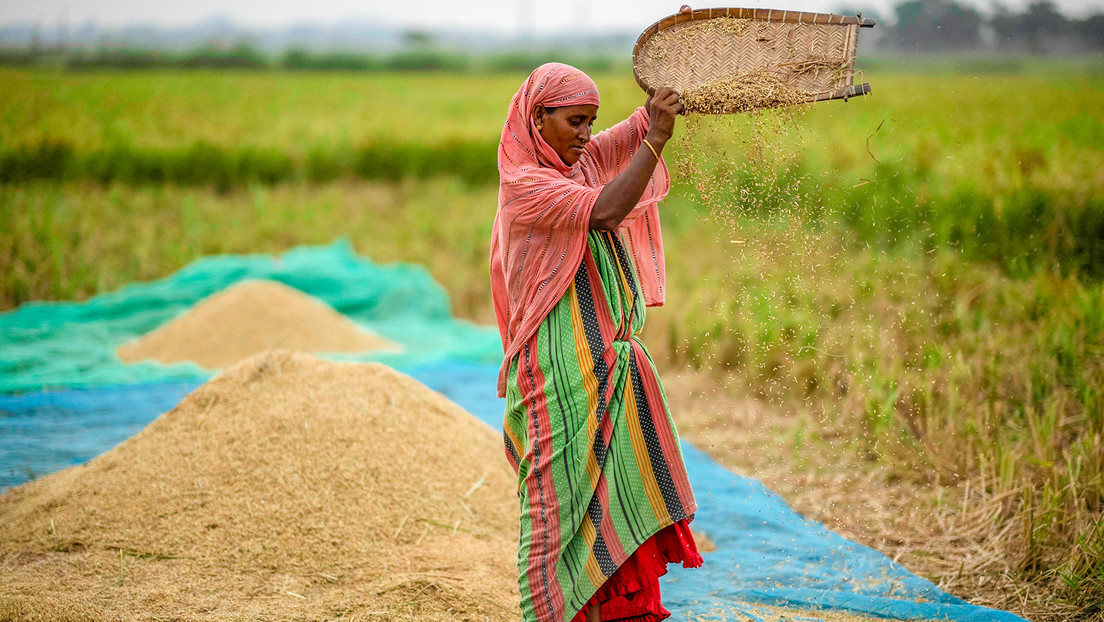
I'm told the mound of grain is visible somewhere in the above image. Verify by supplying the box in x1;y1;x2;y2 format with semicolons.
0;351;518;621
681;72;810;114
116;280;396;369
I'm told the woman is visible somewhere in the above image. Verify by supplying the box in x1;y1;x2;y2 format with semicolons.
491;63;701;622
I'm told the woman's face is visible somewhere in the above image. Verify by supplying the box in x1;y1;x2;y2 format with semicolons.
535;104;598;166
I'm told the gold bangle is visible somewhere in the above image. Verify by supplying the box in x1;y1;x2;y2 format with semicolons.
641;138;660;161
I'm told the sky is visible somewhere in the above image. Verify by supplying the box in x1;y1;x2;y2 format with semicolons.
2;0;1103;35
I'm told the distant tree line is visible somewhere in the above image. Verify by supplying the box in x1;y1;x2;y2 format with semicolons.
0;0;1101;71
0;43;623;72
0;29;622;73
882;0;1104;52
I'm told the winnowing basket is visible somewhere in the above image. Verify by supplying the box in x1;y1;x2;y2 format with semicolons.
633;7;877;109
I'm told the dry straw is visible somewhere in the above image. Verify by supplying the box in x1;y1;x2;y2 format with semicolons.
663;372;1071;622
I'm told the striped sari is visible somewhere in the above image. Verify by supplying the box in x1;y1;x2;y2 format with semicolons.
503;228;698;622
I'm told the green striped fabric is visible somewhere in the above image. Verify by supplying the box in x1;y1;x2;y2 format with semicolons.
503;230;698;622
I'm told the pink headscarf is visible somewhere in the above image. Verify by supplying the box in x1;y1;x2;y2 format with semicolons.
490;62;671;396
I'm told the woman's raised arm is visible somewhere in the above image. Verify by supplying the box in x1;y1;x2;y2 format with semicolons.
589;87;682;231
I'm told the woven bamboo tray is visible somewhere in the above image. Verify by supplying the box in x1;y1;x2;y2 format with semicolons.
633;6;876;109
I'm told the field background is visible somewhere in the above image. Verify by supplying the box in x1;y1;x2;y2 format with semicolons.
2;61;1102;621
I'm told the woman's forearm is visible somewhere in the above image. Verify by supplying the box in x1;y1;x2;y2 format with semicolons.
588;133;667;231
589;88;681;231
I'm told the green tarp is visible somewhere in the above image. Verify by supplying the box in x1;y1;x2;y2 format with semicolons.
0;241;501;394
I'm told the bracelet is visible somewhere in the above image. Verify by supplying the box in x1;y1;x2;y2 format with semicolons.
641;138;660;161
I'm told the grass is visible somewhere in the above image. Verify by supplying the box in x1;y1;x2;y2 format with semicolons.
660;220;1104;620
3;178;1101;619
0;181;499;319
2;62;1103;619
2;66;1102;183
3;66;1102;276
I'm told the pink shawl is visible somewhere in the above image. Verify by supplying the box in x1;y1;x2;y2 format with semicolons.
490;62;671;396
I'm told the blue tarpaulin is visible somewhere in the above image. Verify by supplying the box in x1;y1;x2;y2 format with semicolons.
0;366;1026;620
406;360;1029;622
0;246;1028;621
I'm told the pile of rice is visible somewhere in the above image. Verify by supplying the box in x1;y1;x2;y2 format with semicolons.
0;351;518;621
116;280;396;369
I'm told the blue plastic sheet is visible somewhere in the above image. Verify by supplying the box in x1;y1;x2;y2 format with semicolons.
401;361;1029;621
1;363;1026;621
0;380;201;488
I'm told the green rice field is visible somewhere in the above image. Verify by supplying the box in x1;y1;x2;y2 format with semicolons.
1;62;1102;620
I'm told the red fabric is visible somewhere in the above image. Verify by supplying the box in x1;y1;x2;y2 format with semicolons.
490;62;671;397
569;519;703;622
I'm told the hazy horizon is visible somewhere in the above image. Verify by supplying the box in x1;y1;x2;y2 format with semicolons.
3;0;1103;37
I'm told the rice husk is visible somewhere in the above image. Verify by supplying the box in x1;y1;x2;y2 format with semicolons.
0;351;517;621
681;72;810;115
116;280;396;369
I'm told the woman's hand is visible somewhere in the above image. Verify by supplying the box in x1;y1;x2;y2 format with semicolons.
645;87;683;146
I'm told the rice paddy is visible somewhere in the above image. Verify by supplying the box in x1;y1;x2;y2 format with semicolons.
1;60;1102;620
